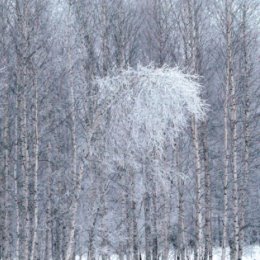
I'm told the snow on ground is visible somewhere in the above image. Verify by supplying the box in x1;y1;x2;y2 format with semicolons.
212;245;260;260
76;245;260;260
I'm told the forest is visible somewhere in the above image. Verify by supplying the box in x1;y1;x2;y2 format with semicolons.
0;0;259;260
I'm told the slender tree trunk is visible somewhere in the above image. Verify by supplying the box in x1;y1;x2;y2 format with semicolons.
239;5;250;259
15;0;30;258
88;228;95;260
224;1;239;259
100;183;108;260
162;191;170;260
221;63;229;260
3;81;11;260
88;209;99;260
191;117;203;260
65;5;83;259
202;120;213;260
45;143;53;260
186;0;204;257
176;143;186;260
230;49;239;260
14;83;20;260
131;170;138;260
151;178;158;260
65;164;83;260
31;70;39;260
144;160;151;260
125;181;131;260
22;85;30;260
222;2;232;260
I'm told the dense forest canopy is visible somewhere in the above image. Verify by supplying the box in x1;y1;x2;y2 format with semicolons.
0;0;259;260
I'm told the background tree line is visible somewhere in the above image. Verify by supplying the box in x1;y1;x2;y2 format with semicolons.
0;0;259;260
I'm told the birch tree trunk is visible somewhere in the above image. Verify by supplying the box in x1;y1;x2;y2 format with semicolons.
124;175;131;260
31;69;39;260
230;42;239;260
15;0;31;257
202;120;213;260
162;191;170;260
3;79;11;260
176;142;186;260
65;165;83;260
186;0;204;257
191;117;204;260
151;177;158;260
224;1;240;259
21;78;30;260
221;1;230;256
100;0;110;76
239;4;251;259
14;83;20;260
144;160;152;260
64;73;82;258
131;170;138;260
65;4;82;260
45;143;53;260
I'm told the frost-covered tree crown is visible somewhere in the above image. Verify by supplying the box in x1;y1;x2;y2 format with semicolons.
96;65;206;151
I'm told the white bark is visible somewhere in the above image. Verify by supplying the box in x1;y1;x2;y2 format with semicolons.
15;0;30;257
151;176;158;260
14;84;20;260
101;0;109;75
22;83;30;260
226;1;239;259
31;73;39;260
221;2;231;260
230;41;239;260
65;5;82;260
186;0;204;256
239;4;251;259
144;159;152;260
202;120;212;260
191;117;204;260
131;169;138;260
124;171;131;260
45;143;52;260
3;81;11;260
176;142;186;260
65;165;83;260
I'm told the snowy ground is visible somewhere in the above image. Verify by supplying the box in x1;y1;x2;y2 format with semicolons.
211;245;260;260
76;245;260;260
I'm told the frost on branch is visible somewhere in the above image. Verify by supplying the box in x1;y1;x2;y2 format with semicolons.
96;65;206;154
